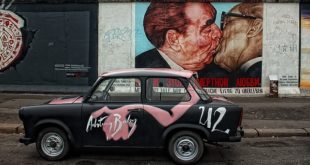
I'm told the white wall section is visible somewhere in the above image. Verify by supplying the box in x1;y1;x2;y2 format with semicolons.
98;3;134;75
263;3;300;95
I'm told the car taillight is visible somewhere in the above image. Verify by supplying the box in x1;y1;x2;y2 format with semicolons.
238;109;243;127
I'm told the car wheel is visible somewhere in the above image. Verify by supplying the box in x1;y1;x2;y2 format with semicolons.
36;127;70;160
168;131;204;165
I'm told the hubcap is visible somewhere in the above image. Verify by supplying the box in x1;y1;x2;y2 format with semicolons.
174;136;198;161
41;132;64;157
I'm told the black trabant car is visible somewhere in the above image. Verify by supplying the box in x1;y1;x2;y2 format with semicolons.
19;68;243;164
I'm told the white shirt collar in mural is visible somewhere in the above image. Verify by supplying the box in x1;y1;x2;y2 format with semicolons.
240;57;262;73
157;49;184;71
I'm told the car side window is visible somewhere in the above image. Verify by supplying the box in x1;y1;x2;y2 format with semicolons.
146;78;190;102
90;78;141;102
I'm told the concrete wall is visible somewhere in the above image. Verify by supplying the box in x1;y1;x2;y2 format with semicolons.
0;1;308;96
263;3;300;96
97;2;308;96
0;3;98;93
98;3;134;74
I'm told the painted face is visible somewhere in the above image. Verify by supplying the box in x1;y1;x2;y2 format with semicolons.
177;3;222;71
214;7;251;72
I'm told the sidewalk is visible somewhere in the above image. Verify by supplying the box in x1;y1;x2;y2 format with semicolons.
0;93;309;138
230;97;310;137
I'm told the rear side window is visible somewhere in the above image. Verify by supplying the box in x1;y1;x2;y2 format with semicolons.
146;78;190;102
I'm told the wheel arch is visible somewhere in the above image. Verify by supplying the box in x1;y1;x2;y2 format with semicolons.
33;119;75;146
162;124;210;146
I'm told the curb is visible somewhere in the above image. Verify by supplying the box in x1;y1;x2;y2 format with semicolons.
244;128;310;138
304;128;310;136
0;124;24;134
243;129;258;138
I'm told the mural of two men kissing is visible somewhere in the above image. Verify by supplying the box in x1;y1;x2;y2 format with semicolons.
135;2;263;89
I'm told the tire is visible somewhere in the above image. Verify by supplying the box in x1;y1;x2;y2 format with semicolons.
36;127;70;161
168;131;204;165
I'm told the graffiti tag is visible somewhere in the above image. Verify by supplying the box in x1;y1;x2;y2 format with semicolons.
0;9;24;71
199;106;230;134
86;113;137;141
85;84;200;141
103;27;131;43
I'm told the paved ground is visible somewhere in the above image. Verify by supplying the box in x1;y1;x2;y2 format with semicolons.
230;97;310;135
1;133;309;165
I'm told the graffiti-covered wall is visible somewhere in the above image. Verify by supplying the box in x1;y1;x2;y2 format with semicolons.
98;3;134;72
99;2;305;96
1;1;309;96
0;2;98;92
136;3;263;95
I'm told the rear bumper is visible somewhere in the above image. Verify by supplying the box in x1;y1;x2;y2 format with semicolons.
228;128;244;142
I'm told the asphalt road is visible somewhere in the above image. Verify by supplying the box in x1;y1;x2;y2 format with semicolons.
1;134;309;165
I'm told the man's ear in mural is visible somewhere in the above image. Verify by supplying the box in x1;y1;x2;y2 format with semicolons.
247;19;263;38
165;30;181;52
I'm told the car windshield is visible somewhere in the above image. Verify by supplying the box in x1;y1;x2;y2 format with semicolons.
190;77;210;101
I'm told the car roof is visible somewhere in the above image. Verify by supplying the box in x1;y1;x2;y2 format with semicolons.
100;68;193;78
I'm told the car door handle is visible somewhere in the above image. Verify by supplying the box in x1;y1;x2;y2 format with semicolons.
128;108;142;112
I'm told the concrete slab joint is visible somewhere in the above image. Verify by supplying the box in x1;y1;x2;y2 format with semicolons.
0;123;19;134
244;129;258;138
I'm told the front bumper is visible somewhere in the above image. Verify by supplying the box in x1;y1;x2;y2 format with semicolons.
19;137;33;145
228;128;244;142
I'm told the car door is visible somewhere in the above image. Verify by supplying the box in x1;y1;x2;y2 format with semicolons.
141;77;199;147
81;77;144;147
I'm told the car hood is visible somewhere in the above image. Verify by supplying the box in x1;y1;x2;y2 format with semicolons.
48;96;83;104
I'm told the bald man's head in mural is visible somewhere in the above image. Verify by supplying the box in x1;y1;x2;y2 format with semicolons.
215;3;263;77
136;2;222;72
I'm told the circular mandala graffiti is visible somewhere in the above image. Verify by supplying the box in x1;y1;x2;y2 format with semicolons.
0;9;24;71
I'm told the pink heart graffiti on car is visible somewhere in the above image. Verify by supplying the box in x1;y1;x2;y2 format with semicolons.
86;85;200;141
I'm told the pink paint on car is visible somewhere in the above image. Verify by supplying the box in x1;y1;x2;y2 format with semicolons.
101;68;193;78
48;96;83;104
89;84;200;140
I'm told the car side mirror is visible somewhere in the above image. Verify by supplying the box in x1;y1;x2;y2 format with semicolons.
83;95;91;103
